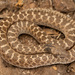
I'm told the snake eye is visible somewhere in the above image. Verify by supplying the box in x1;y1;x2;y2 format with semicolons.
44;47;51;53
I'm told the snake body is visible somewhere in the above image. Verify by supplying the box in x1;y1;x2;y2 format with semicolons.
0;8;75;68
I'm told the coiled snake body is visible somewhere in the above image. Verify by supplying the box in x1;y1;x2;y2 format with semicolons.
0;8;75;68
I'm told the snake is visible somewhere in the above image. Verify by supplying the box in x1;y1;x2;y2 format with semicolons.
0;8;75;68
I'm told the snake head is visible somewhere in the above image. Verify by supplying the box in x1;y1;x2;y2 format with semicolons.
44;43;68;58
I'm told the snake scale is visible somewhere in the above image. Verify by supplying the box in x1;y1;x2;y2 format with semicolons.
0;8;75;68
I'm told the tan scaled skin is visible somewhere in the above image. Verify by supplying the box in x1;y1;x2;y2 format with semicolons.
0;8;75;68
